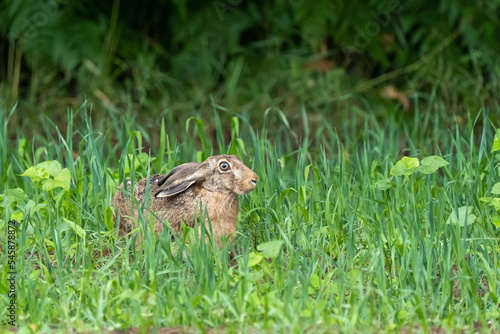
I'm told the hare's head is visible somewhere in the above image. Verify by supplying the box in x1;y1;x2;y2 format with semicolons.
156;155;259;198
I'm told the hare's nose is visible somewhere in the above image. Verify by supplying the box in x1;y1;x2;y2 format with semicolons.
251;174;259;184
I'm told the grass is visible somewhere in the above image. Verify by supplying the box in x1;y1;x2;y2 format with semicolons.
0;101;500;333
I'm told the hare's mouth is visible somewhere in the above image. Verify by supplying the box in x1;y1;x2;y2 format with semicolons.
237;183;257;195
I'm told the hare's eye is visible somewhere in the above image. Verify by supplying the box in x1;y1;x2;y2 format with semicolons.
219;161;231;171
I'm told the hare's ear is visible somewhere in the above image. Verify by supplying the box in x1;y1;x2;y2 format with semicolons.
155;162;206;197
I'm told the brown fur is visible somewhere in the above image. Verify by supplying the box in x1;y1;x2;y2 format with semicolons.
111;155;258;248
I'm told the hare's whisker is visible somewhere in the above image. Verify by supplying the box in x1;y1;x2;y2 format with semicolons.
228;196;236;209
222;194;234;210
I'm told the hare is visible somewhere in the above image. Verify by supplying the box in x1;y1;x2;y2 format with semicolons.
111;155;259;248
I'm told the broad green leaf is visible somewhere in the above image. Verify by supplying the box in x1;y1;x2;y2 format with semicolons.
491;182;500;195
246;270;263;283
248;252;263;267
493;199;500;211
20;166;47;182
480;197;500;211
492;129;500;153
417;156;449;174
123;153;155;174
137;152;155;167
2;188;28;205
20;160;62;181
480;197;492;204
310;274;320;289
118;289;143;301
397;310;410;321
446;206;477;226
492;215;500;228
62;217;85;237
11;211;23;221
390;157;419;176
42;168;71;191
29;269;42;281
374;177;393;190
22;200;47;218
44;238;55;248
37;160;62;177
257;240;284;258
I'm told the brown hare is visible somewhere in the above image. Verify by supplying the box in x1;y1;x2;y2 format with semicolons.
111;155;259;248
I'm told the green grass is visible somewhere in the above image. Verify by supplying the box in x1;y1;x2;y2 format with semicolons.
1;102;500;333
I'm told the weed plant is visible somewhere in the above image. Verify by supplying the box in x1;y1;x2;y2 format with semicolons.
0;102;499;333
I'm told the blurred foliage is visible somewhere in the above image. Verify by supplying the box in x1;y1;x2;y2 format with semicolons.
0;0;499;134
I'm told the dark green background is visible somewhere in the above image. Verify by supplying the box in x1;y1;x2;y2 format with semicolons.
1;0;499;135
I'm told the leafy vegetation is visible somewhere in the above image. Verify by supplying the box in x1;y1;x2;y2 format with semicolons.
1;0;499;134
1;0;500;332
1;104;499;332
